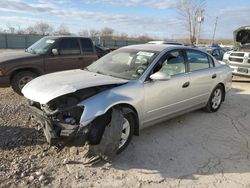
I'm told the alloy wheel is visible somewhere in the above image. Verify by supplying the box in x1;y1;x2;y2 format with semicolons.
119;118;130;149
211;88;222;109
18;76;33;89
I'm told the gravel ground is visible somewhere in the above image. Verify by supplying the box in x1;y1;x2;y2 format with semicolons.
1;75;250;187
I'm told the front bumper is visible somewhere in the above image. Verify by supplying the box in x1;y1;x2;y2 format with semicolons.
28;106;80;145
29;106;59;145
229;65;250;77
0;75;10;87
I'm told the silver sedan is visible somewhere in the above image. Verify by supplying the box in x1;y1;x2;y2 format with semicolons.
22;44;232;155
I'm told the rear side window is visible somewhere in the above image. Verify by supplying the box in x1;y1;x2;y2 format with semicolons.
186;50;210;71
57;38;80;55
80;38;94;53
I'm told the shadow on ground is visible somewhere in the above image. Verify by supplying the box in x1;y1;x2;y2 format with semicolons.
1;83;250;183
0;126;45;149
111;88;250;180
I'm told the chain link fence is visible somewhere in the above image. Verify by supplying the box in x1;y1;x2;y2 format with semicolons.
0;34;145;49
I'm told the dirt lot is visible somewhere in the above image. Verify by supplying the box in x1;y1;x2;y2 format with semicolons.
1;76;250;188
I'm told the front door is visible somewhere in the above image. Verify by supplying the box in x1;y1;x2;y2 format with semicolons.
44;38;84;73
143;50;192;124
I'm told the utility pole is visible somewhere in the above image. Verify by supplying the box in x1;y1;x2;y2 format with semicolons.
196;9;204;45
212;16;218;45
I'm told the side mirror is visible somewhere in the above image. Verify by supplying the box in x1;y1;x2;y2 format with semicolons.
150;71;171;81
52;49;59;56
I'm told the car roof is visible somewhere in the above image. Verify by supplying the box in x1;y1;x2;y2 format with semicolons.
122;44;197;52
43;35;91;40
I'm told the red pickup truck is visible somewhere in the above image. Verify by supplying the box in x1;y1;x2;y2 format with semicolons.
0;36;107;94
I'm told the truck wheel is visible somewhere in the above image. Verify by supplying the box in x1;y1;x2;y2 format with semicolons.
11;71;37;95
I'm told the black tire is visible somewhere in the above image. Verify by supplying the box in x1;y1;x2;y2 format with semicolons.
11;71;37;95
117;108;135;154
204;85;224;113
88;107;135;160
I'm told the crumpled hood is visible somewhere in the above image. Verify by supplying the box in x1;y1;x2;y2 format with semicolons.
0;51;37;63
22;69;128;104
234;26;250;45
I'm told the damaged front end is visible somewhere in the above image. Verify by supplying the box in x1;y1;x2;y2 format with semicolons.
28;86;116;146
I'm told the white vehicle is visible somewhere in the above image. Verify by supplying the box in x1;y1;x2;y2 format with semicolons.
147;41;184;45
223;26;250;76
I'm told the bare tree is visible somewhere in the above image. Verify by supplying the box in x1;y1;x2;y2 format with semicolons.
89;29;100;38
79;29;89;37
25;26;37;35
34;22;53;35
136;35;152;41
55;24;71;35
101;27;114;38
177;0;205;44
16;24;25;34
6;24;16;34
119;33;129;40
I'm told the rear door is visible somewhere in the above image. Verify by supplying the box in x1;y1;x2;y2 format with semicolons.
185;49;216;106
79;38;98;67
44;38;84;73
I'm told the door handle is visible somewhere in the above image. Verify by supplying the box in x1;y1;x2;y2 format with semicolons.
182;82;190;88
212;74;217;79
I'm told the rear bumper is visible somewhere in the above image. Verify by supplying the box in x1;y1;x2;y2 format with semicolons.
0;75;10;87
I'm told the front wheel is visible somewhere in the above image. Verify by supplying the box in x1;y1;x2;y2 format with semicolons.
11;71;37;95
87;107;135;161
117;109;135;154
204;85;224;113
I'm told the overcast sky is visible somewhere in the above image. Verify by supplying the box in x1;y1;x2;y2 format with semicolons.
0;0;249;39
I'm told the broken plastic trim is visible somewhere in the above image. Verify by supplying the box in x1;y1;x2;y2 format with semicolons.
44;105;84;117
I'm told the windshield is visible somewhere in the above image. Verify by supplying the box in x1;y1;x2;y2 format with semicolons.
26;37;55;55
206;49;213;54
200;48;213;54
87;48;158;80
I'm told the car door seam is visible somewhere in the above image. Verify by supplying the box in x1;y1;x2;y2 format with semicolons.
147;92;209;113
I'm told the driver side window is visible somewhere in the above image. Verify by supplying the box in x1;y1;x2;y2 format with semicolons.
212;49;220;56
153;50;186;76
56;38;81;55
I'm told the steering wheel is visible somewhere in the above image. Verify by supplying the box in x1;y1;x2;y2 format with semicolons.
136;66;146;75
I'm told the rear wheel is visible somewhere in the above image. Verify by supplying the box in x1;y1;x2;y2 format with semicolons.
204;85;224;113
11;71;37;95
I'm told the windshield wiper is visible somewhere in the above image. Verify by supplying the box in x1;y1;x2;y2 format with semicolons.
96;71;106;75
96;71;113;77
83;67;89;71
